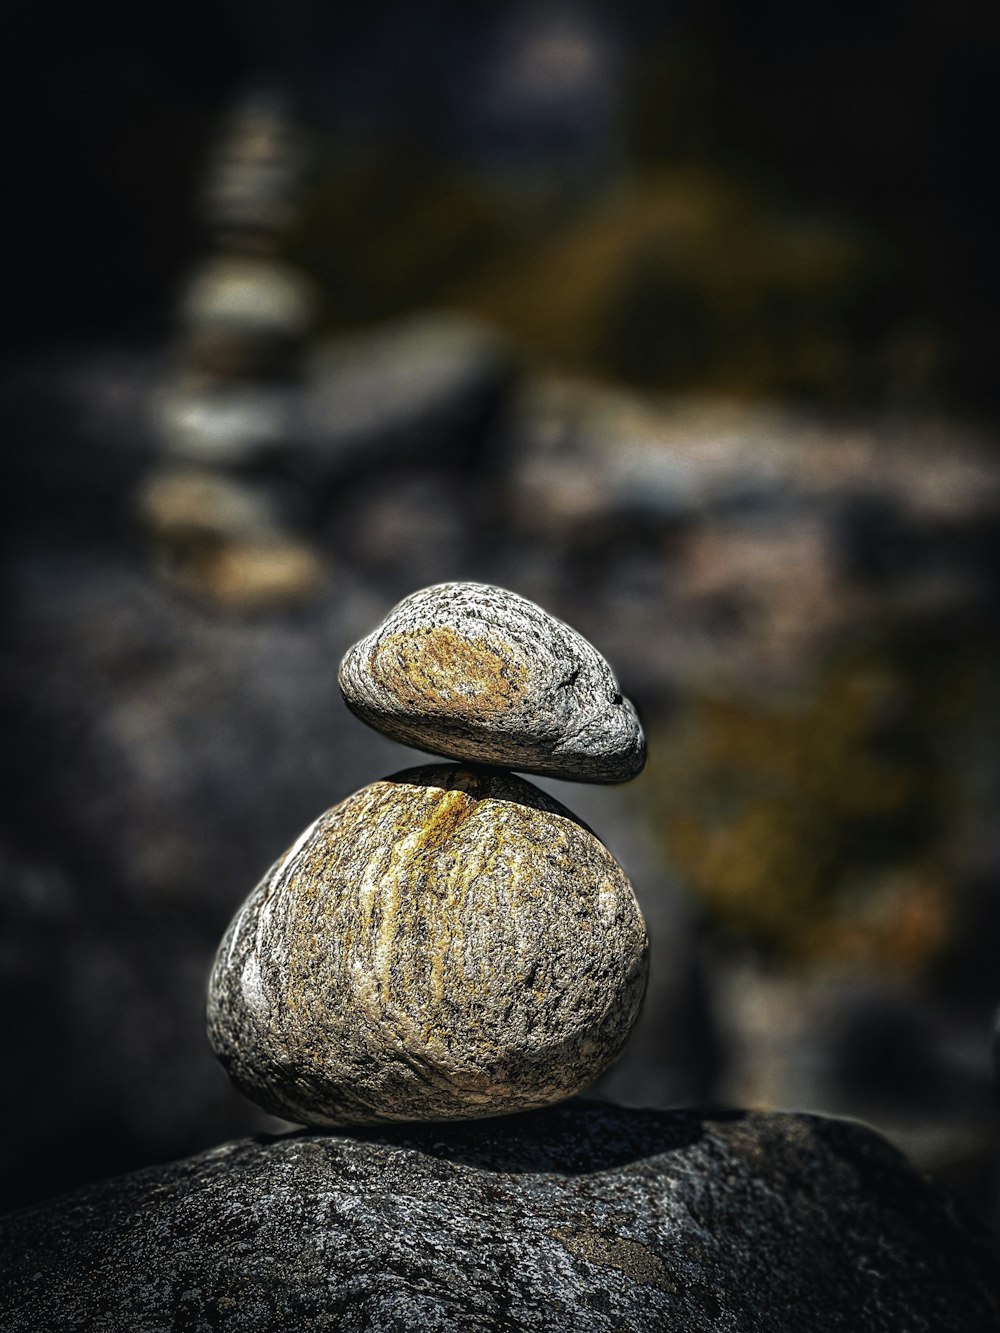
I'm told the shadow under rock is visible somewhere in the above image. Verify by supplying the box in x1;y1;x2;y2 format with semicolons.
268;1098;744;1175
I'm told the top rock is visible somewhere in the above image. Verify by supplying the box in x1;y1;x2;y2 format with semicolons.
339;582;646;782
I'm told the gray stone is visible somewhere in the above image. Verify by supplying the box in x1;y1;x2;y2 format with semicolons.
208;764;648;1126
338;582;646;782
2;1102;997;1332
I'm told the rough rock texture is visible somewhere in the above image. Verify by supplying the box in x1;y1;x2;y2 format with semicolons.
338;582;646;782
207;765;648;1125
3;1102;998;1333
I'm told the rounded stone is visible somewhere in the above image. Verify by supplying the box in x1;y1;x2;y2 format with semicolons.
338;582;646;782
206;764;648;1126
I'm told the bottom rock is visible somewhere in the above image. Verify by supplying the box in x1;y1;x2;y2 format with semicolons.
1;1102;997;1332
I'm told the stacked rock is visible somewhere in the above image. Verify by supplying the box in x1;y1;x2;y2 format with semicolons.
207;582;649;1125
164;87;316;458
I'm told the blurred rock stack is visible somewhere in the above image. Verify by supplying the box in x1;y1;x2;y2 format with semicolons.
207;581;649;1124
140;90;324;610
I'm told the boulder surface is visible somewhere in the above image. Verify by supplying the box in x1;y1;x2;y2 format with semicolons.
2;1102;997;1332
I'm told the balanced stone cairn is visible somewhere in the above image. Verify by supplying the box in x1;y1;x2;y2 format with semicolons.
140;88;324;612
207;582;649;1125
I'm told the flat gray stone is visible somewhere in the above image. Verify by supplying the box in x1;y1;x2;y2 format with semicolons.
2;1102;997;1332
338;582;646;781
208;765;648;1126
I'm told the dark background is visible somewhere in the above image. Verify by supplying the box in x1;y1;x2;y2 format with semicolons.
7;0;1000;408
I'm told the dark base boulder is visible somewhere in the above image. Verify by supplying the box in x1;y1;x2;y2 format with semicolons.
2;1102;997;1332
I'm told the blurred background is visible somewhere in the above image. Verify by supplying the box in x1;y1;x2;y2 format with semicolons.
3;0;999;1228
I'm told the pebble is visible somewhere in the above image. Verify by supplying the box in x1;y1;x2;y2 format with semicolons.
206;764;648;1126
338;581;646;782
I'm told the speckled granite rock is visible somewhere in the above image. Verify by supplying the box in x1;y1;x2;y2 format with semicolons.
3;1102;997;1333
207;765;648;1125
338;582;646;782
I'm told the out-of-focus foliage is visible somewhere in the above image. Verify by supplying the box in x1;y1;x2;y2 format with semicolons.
651;624;995;972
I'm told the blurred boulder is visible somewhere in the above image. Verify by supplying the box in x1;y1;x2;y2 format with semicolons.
305;310;517;479
500;380;1000;693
